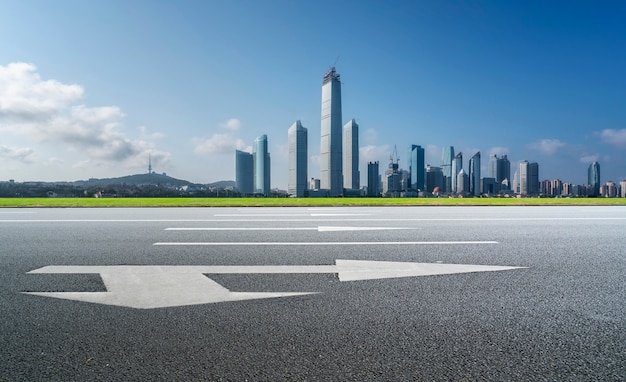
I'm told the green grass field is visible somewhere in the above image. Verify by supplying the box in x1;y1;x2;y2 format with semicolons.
1;197;625;207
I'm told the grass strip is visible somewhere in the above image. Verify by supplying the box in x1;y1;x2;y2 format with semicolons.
1;197;625;208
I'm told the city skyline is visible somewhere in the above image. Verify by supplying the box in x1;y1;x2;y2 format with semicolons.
1;1;625;188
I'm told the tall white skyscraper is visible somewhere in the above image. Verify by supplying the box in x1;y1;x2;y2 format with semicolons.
288;120;308;197
451;152;462;193
343;119;359;190
320;67;343;196
253;134;270;196
519;160;529;195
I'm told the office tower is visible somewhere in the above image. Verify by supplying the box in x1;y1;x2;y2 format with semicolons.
253;134;270;196
457;169;469;194
488;154;498;179
407;144;425;191
529;162;539;195
551;179;563;196
343;119;359;190
620;180;626;198
288;121;308;197
497;155;511;190
367;161;380;197
519;160;529;195
235;150;253;195
441;146;454;193
426;165;444;193
588;161;600;196
451;152;463;193
469;151;481;196
320;67;343;196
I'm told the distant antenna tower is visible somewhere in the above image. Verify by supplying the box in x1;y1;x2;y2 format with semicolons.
148;153;153;174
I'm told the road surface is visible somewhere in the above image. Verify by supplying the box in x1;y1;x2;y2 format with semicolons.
1;206;624;380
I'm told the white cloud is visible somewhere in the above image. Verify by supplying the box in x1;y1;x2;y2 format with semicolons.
193;133;248;155
220;118;242;131
488;146;509;156
0;145;35;163
599;128;626;148
359;144;390;164
528;139;566;155
0;62;169;170
362;128;378;145
579;154;599;164
0;62;83;120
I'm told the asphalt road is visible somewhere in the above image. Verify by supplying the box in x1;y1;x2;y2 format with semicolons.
1;206;624;381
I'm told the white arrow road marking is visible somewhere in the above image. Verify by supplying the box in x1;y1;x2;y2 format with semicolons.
153;241;498;246
164;226;416;232
23;260;525;309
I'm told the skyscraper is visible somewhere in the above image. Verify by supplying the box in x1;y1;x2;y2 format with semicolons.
407;144;425;191
441;146;454;193
488;154;498;179
497;155;511;190
529;162;539;195
235;150;253;195
457;169;469;194
367;161;380;197
343;119;359;190
320;67;343;196
288;121;308;197
451;152;463;193
469;151;481;196
519;160;529;195
253;134;270;196
588;161;601;196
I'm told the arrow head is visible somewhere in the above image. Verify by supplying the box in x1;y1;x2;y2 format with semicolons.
335;260;526;281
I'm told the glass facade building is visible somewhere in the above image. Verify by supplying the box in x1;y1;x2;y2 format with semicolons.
451;152;462;193
235;150;253;195
367;161;380;197
588;161;601;196
469;151;481;196
253;134;270;196
441;146;454;193
320;67;343;196
288;121;308;197
343;119;359;190
408;144;425;191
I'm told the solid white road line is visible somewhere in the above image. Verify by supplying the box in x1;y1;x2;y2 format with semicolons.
164;226;417;232
153;241;499;246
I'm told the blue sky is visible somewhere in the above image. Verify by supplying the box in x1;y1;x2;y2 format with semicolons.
1;0;625;188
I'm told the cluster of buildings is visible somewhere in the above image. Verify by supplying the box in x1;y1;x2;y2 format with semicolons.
236;68;625;198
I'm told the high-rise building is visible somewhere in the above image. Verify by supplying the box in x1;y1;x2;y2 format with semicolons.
497;155;511;190
253;134;270;196
320;67;343;196
457;169;469;194
426;165;443;193
343;119;359;190
488;154;498;179
529;162;539;195
367;161;380;197
451;152;463;193
588;161;601;196
519;160;529;195
469;151;481;196
235;150;253;195
620;180;626;198
441;146;454;193
287;121;308;197
408;145;425;191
